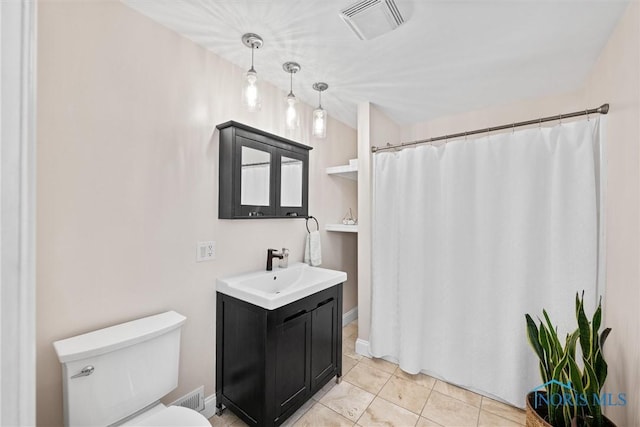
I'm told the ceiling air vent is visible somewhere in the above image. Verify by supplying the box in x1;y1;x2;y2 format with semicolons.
339;0;405;40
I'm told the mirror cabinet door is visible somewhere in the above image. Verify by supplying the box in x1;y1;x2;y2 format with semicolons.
241;146;271;207
277;151;308;217
235;138;276;217
280;156;303;208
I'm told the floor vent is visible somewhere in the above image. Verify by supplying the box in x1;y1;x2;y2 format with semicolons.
171;385;205;412
339;0;405;40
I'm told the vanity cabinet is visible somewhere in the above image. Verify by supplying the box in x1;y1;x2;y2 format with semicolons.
216;284;342;426
216;121;312;219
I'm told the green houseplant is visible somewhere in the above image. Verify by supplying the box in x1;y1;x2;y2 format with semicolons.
525;292;613;427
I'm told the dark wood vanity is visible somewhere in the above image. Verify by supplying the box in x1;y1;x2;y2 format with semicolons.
215;284;343;426
216;121;312;219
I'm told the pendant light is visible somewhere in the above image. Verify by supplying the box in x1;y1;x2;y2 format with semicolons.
312;82;328;138
241;33;263;112
282;62;301;130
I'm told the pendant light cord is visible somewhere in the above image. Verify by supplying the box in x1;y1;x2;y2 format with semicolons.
289;72;294;97
249;45;255;72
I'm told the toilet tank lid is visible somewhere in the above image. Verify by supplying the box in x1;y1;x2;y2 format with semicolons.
53;311;186;364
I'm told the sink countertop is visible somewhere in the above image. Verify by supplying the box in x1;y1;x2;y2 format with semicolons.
216;262;347;310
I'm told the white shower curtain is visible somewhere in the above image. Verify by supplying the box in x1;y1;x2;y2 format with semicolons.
370;119;602;407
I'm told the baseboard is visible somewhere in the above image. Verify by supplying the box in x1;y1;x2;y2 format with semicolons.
201;393;217;419
342;307;358;325
355;339;403;365
355;338;371;358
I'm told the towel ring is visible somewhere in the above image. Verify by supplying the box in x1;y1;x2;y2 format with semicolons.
306;216;319;233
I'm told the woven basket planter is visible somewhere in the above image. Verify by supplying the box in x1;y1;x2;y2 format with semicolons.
526;392;551;427
526;392;617;427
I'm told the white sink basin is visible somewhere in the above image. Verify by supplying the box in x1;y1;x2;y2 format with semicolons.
216;262;347;310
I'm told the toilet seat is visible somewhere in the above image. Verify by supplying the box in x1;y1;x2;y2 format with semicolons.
124;405;210;427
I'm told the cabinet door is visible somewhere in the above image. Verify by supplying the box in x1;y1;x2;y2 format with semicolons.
218;296;265;424
275;149;308;217
234;136;276;217
274;311;311;418
310;298;338;390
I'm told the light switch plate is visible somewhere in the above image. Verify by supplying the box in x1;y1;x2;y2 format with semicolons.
196;241;215;262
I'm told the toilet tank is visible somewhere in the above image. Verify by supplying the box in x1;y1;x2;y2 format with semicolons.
53;311;186;427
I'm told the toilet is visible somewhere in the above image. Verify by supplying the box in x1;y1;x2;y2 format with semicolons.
53;311;210;427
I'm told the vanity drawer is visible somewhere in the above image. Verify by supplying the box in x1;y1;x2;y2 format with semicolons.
270;286;338;326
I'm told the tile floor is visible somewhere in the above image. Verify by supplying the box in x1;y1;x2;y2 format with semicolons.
210;321;525;427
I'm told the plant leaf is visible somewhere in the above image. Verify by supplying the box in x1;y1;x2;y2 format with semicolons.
567;354;586;421
543;309;564;358
566;329;579;360
526;314;545;362
576;292;581;319
592;297;602;353
593;348;608;390
550;348;571;427
600;328;611;349
539;322;554;377
584;362;603;425
576;294;592;363
539;362;549;387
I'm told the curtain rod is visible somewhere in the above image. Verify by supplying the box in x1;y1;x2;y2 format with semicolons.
371;103;609;153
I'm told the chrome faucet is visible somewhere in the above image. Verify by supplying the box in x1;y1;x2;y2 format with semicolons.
266;249;284;271
279;248;289;269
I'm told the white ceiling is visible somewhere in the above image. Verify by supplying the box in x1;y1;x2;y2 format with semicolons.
123;0;629;128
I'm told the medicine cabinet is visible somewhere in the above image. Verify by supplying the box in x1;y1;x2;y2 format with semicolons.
217;121;311;219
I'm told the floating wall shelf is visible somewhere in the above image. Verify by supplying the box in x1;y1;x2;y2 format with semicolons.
325;224;358;233
326;164;357;181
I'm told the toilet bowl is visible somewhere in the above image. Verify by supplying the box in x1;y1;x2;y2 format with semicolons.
53;311;210;427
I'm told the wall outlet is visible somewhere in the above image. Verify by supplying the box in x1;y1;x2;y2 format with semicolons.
196;241;215;262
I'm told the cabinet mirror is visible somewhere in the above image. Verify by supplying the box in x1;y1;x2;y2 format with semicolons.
241;146;271;207
280;156;303;208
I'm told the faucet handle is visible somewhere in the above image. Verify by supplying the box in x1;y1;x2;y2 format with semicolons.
279;248;290;269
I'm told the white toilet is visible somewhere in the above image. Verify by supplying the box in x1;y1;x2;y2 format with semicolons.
53;311;210;427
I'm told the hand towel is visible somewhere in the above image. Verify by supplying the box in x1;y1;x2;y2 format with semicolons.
304;231;322;266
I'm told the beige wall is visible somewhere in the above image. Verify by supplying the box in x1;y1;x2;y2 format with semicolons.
356;103;400;342
584;2;640;426
356;102;371;342
36;1;357;425
399;91;586;143
359;3;639;424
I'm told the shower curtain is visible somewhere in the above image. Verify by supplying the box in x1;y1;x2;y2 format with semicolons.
370;119;603;407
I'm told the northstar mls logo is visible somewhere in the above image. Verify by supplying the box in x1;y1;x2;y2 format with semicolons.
531;380;626;408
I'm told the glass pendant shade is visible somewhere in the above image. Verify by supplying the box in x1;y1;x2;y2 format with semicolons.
285;93;299;130
241;34;263;113
311;82;329;139
282;62;301;131
312;107;327;138
242;68;261;112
